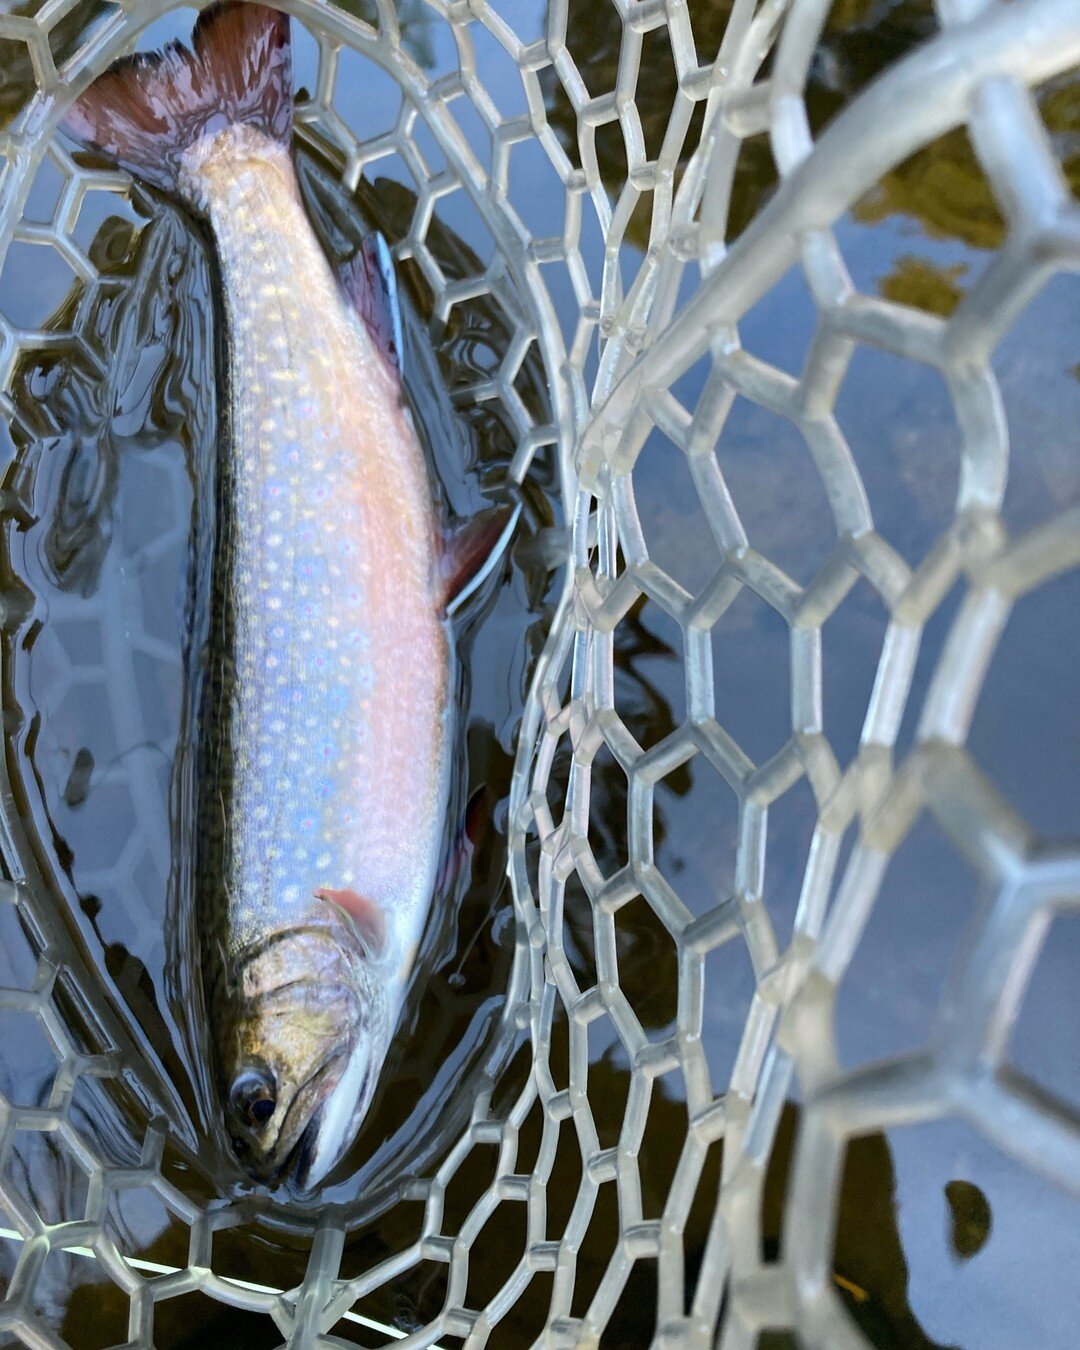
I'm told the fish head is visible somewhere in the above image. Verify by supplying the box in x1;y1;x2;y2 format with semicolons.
219;914;390;1191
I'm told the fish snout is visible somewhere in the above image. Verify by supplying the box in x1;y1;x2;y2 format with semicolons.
291;977;391;1191
225;1042;347;1185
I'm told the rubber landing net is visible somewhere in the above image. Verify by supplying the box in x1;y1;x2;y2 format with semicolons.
0;0;1078;1345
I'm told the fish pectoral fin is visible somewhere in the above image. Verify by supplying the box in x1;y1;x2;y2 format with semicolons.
439;501;521;617
315;887;387;958
338;233;403;377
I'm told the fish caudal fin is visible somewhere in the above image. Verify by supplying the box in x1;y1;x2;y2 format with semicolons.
63;2;292;199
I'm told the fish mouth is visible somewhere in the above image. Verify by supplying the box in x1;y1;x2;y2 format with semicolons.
291;1109;323;1193
288;1060;374;1194
262;1093;327;1193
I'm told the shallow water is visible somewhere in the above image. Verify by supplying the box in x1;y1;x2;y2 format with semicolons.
0;0;1078;1345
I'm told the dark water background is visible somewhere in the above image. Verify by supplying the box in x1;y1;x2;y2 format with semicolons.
0;0;1078;1345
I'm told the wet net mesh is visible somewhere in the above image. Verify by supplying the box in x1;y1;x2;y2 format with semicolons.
0;0;1079;1345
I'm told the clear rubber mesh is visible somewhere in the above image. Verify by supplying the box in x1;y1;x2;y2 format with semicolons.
0;0;1078;1346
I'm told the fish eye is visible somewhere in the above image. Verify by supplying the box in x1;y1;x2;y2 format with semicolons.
230;1067;278;1128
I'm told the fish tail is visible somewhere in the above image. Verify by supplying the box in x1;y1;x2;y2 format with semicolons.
63;2;292;201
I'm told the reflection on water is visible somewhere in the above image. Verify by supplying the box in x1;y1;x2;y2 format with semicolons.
761;1106;953;1350
335;0;436;68
0;0;1078;1346
0;1;115;129
2;192;209;1151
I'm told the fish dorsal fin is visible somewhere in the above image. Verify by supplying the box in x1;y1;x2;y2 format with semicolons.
338;233;403;377
315;887;386;959
439;502;520;616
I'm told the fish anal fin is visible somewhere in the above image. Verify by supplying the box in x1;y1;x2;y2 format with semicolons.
315;887;386;958
338;233;403;376
439;503;519;616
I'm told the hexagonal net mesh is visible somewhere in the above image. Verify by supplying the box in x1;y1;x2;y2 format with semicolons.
0;0;1078;1345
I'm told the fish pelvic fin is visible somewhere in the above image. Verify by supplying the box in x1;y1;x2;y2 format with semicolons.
440;502;521;616
337;233;404;378
62;2;292;200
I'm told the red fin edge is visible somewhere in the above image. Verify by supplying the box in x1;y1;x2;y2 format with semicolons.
433;784;492;899
439;503;519;615
315;887;386;958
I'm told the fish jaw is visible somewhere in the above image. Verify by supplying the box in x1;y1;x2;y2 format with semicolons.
292;1017;389;1191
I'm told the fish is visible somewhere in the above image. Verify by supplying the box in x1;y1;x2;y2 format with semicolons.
63;1;514;1190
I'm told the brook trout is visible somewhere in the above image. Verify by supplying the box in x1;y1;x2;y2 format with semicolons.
65;1;511;1189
